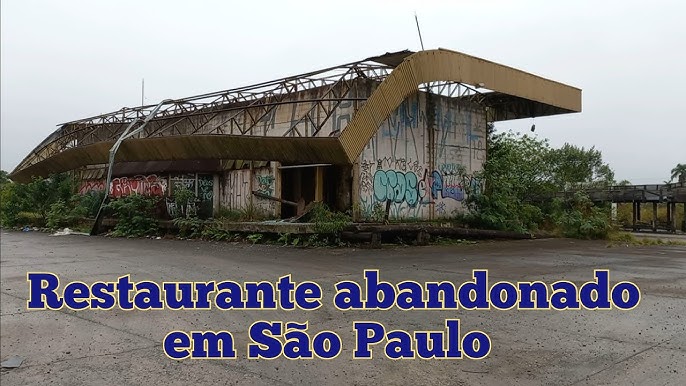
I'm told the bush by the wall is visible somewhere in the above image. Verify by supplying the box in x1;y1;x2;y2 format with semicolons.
105;194;159;237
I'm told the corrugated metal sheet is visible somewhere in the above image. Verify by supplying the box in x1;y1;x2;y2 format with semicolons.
111;160;222;176
338;48;582;162
11;135;347;183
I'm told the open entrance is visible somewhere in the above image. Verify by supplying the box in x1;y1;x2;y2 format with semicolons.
279;164;352;219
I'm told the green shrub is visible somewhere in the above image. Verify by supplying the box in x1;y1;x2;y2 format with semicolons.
173;216;205;238
551;192;613;239
172;184;197;218
15;211;45;227
200;223;235;241
307;202;351;234
105;194;159;237
457;129;616;239
1;173;76;227
46;200;69;229
0;182;21;226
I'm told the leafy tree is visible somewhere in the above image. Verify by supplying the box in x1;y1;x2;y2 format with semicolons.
671;163;686;183
459;130;615;238
0;172;76;226
0;170;9;185
547;144;614;190
0;171;19;226
15;174;74;219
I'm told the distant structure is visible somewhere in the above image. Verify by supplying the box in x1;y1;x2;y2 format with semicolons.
10;48;581;220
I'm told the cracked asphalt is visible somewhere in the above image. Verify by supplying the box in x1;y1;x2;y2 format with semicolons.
1;231;685;385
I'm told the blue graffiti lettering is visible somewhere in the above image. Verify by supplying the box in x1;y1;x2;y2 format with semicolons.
373;170;420;206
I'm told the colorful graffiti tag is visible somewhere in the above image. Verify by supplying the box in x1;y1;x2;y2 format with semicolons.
357;91;488;220
110;175;167;198
373;170;421;206
78;180;105;195
371;168;467;207
256;174;275;196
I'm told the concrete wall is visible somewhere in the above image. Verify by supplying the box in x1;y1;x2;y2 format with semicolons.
356;91;487;220
78;172;216;218
193;81;361;138
220;165;279;218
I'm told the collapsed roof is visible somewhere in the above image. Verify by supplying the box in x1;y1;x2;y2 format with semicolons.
10;48;581;182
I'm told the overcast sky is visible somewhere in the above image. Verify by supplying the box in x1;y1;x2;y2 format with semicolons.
1;0;684;183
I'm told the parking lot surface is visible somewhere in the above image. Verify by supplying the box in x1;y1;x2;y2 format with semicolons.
1;231;685;385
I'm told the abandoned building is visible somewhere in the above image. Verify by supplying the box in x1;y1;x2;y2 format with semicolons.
10;48;581;221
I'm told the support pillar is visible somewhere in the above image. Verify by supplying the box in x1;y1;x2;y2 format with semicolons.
652;202;658;232
212;174;220;216
632;202;638;230
273;162;282;218
314;166;324;203
636;202;642;221
666;202;672;232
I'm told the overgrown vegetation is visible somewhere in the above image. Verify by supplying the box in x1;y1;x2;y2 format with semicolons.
457;127;617;238
215;202;271;222
606;231;686;247
0;172;100;231
104;194;159;237
307;202;352;234
1;140;680;245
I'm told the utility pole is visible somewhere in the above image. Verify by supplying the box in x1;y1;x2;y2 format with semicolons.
141;78;145;106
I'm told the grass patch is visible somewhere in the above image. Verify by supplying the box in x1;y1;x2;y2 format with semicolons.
606;231;686;247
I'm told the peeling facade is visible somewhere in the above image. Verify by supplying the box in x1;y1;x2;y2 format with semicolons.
11;49;581;223
357;90;486;220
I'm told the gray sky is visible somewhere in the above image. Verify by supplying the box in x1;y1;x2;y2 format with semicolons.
2;0;684;184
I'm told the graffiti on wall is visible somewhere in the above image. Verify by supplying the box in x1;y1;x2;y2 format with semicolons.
225;170;250;209
371;167;467;206
222;168;276;215
358;91;487;220
170;174;196;192
256;174;275;196
78;180;105;195
198;176;214;202
110;175;167;198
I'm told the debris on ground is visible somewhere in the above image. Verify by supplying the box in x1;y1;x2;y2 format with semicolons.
50;228;89;236
1;356;24;369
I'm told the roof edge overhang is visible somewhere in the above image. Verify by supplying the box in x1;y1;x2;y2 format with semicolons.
338;48;581;162
10;136;347;183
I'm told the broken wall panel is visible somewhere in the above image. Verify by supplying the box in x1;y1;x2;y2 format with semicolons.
220;166;278;218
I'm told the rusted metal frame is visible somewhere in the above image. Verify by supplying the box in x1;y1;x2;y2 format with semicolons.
311;99;345;137
242;109;253;136
184;97;361;136
55;63;387;141
27;83;374;168
281;68;355;137
146;116;189;137
239;100;280;136
310;81;354;137
21;96;368;169
187;111;223;136
207;98;276;135
59;61;387;128
57;110;150;149
236;88;291;136
184;100;262;136
178;115;199;135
